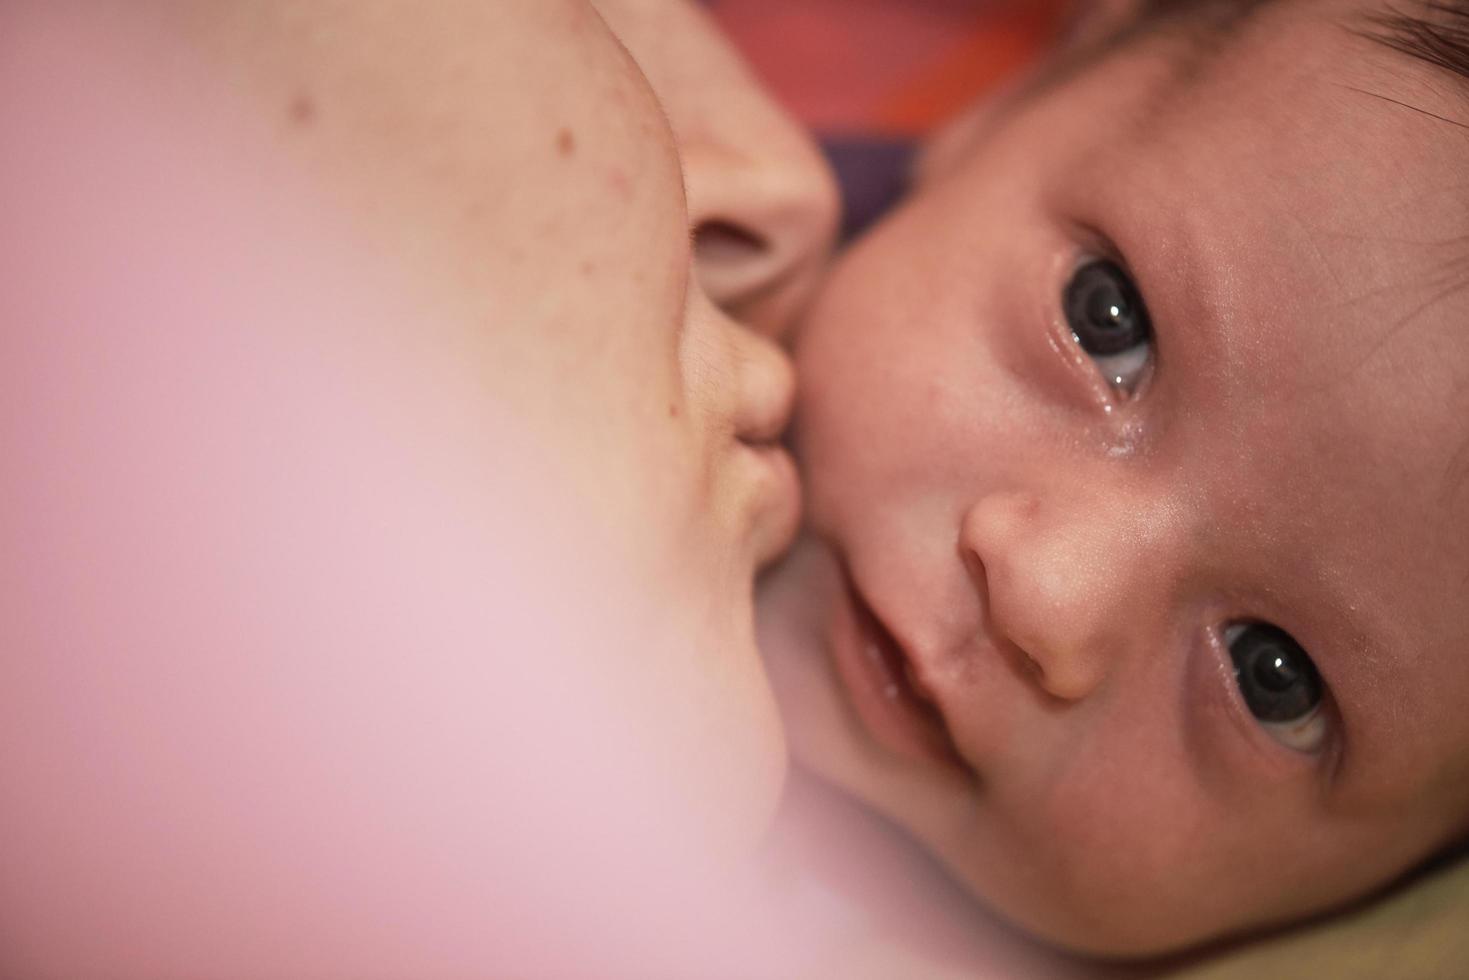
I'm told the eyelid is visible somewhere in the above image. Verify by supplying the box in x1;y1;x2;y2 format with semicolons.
1091;344;1150;394
1261;710;1328;754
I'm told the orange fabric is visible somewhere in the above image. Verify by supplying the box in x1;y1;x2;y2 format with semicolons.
709;0;1071;137
871;4;1070;134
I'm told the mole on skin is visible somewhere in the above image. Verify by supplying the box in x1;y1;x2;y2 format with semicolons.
556;127;577;157
288;92;316;126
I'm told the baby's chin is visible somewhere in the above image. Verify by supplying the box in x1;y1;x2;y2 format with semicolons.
982;886;1222;961
915;812;1394;964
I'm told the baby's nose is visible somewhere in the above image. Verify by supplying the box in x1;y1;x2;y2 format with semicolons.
685;139;840;340
961;487;1183;703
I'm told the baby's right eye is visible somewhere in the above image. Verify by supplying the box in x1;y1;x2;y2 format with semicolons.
1225;623;1328;754
1062;258;1153;393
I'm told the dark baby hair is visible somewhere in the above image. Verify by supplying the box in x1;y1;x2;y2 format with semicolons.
1138;0;1469;94
1362;2;1469;97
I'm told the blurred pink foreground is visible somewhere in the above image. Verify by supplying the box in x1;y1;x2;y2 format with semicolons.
0;7;786;976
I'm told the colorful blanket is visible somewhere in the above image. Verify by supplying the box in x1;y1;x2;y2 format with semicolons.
707;0;1069;236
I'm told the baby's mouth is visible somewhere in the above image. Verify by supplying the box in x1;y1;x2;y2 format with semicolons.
830;574;967;771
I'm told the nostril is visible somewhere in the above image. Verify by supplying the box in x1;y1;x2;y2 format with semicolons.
693;219;769;271
962;545;1042;686
695;218;792;335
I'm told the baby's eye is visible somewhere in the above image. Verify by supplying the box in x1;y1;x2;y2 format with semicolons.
1062;258;1152;393
1225;623;1328;753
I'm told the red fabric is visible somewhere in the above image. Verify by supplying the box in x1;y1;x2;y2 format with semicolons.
709;0;1071;137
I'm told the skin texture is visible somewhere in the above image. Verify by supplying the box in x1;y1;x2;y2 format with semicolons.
0;1;835;974
759;0;1469;958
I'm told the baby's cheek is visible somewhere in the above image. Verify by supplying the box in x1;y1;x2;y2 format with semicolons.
798;271;969;513
998;738;1217;936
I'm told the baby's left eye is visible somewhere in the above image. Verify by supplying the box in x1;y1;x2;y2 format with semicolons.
1225;622;1329;754
1062;258;1153;393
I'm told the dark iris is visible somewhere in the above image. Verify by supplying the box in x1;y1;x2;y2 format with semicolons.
1062;259;1152;357
1228;623;1322;724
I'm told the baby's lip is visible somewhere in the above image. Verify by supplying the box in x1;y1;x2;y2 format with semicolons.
829;567;969;772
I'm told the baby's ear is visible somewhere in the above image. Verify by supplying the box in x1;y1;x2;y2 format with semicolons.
915;0;1147;187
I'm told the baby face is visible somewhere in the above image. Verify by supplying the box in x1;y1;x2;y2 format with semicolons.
759;0;1469;956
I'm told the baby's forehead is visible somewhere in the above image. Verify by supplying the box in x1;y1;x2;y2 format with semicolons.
1139;5;1469;410
1128;19;1469;526
1082;0;1469;350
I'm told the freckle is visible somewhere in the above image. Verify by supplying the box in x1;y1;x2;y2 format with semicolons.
579;259;596;277
288;92;316;126
607;168;631;198
556;128;577;157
